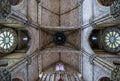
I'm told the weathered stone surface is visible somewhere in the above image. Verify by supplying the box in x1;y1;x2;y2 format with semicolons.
82;0;92;24
41;0;59;14
41;8;59;26
42;52;59;70
83;54;93;81
28;0;38;23
94;64;110;81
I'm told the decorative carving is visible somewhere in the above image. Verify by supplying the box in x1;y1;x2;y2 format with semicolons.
111;0;120;20
53;32;66;45
111;66;120;81
89;55;96;64
102;27;120;53
24;16;33;27
0;68;11;81
25;56;32;65
0;28;18;54
89;17;96;27
0;0;11;19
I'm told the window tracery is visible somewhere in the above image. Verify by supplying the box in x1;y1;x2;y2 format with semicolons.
0;28;17;54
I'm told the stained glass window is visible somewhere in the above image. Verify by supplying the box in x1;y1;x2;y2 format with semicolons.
0;28;17;54
105;31;120;48
103;27;120;53
56;63;65;71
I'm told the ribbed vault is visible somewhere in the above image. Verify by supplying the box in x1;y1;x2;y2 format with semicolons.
38;0;81;77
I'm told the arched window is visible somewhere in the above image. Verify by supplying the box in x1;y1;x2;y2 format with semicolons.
89;29;100;49
97;0;115;6
98;77;110;81
56;63;65;71
12;78;23;81
17;30;30;49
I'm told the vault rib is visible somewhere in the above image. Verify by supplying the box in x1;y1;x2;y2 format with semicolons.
41;5;59;15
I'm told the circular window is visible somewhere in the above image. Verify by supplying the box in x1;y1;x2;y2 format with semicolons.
97;0;115;6
53;32;66;45
102;27;120;53
0;28;17;54
9;0;23;6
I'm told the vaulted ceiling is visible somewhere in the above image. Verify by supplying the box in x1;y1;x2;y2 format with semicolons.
40;0;80;26
39;0;81;72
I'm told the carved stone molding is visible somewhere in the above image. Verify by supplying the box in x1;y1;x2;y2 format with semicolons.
111;0;120;20
25;56;32;65
25;15;32;25
89;54;96;64
0;0;11;19
111;65;120;81
23;16;39;29
89;17;96;28
0;68;11;81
